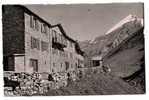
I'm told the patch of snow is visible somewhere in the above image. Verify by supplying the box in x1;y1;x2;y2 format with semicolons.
89;38;97;44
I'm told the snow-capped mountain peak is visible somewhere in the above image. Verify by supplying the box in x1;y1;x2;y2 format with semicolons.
105;14;143;35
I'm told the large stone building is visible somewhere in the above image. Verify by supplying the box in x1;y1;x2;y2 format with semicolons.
3;5;84;73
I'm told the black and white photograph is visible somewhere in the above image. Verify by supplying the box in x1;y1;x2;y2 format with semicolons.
2;3;145;96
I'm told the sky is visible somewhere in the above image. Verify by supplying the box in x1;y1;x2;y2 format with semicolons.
26;3;144;41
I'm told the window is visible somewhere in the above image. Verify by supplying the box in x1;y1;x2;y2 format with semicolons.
57;33;61;43
30;16;39;30
34;18;39;30
30;59;38;72
31;37;40;50
65;62;69;70
61;63;63;68
41;23;47;34
52;30;57;42
30;16;34;28
41;41;49;51
64;38;67;46
52;69;54;72
92;60;100;67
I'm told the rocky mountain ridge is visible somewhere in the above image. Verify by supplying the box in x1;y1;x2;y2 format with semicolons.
79;15;143;58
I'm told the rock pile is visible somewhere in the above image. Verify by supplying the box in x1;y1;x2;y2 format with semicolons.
4;71;78;96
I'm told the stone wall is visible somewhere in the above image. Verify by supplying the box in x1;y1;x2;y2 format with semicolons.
4;66;110;96
4;71;78;96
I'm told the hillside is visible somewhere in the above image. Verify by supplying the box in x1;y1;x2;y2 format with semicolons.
78;15;145;92
103;28;145;91
79;15;143;57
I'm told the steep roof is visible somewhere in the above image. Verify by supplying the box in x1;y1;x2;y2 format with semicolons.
51;24;76;43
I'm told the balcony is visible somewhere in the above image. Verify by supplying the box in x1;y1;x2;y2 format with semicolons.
52;37;67;51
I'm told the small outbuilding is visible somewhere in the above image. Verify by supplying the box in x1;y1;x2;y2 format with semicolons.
90;56;103;67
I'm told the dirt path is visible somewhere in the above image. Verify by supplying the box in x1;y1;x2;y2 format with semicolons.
44;73;143;96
